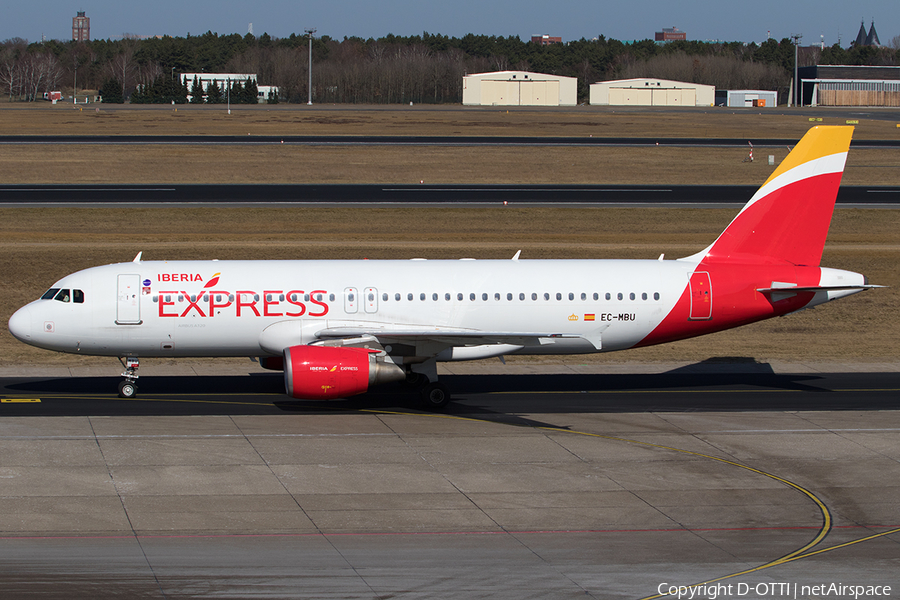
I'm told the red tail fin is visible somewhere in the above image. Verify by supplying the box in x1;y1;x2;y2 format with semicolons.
698;126;853;267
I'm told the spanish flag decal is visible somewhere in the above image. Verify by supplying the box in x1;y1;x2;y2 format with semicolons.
584;314;596;321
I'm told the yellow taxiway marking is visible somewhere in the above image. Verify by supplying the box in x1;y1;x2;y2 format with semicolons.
1;398;41;403
364;408;892;600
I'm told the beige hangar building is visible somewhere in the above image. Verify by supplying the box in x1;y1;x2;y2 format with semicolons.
590;78;715;106
462;71;578;106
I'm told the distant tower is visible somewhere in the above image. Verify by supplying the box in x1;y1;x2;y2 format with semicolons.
853;20;867;46
865;20;881;46
72;11;90;42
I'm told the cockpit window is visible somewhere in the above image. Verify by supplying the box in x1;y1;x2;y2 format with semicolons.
73;289;84;304
54;289;71;303
41;288;60;300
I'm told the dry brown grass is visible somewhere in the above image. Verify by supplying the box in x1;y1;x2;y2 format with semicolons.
2;103;900;139
1;206;896;366
0;144;898;185
1;105;898;185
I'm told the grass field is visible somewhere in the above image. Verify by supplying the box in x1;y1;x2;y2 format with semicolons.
0;105;897;367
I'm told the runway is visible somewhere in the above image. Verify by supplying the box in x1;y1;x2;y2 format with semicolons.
1;183;898;206
1;365;898;598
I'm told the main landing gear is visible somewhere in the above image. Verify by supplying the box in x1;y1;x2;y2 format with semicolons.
118;357;139;398
405;366;451;410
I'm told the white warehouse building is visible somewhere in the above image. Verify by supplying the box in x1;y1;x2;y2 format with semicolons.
590;78;714;107
180;73;278;103
463;71;577;106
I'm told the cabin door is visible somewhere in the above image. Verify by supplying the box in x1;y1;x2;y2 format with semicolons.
116;274;142;325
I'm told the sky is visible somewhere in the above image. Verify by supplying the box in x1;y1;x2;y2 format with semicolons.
4;0;897;48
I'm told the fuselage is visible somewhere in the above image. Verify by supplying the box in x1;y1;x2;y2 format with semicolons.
8;257;865;360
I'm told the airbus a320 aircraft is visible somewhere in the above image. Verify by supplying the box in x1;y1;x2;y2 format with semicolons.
8;126;878;409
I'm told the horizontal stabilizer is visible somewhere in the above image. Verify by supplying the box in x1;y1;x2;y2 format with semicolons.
756;284;884;294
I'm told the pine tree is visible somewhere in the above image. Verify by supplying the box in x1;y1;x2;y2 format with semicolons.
242;76;259;103
206;80;222;104
99;78;124;103
190;76;204;103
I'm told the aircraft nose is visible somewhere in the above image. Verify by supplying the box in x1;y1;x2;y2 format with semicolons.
8;305;32;342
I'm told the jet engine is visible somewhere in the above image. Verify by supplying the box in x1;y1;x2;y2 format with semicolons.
283;345;405;400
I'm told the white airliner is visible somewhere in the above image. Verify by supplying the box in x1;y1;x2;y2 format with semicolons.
8;127;878;408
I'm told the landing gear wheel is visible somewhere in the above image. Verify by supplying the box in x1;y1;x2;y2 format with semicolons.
419;382;450;410
118;381;138;398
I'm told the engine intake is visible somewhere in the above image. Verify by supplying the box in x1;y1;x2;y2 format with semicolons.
283;345;405;399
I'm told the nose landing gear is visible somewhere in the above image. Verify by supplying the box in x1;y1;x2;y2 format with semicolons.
118;357;139;398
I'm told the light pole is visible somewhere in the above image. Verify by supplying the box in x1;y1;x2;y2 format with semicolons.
305;28;316;105
791;33;802;107
227;77;231;115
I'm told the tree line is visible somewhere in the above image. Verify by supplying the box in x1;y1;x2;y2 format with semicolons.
1;31;898;104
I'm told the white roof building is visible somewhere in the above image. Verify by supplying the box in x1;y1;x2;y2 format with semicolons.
463;71;577;107
590;78;714;107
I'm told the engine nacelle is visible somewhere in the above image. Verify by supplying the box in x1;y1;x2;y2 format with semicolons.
283;345;405;400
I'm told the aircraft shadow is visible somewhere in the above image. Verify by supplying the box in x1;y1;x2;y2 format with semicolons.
3;360;897;417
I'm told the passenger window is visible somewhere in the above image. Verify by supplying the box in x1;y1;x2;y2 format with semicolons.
330;294;335;302
531;293;537;300
382;293;388;302
408;293;413;301
420;293;426;301
73;289;84;303
617;293;623;300
457;293;463;301
494;292;500;301
507;293;513;301
581;293;587;301
642;292;648;300
519;293;525;301
395;293;401;301
605;293;611;300
469;293;475;301
54;289;71;303
544;293;550;301
41;288;60;300
556;293;562;301
654;292;660;301
630;293;636;300
482;293;488;301
568;293;574;301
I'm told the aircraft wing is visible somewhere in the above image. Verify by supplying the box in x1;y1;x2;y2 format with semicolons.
315;327;606;350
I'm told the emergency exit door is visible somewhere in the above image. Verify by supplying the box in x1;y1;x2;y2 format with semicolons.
116;274;142;324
